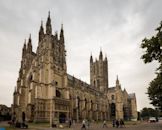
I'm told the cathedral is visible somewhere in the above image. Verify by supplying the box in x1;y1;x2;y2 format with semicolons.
12;13;137;123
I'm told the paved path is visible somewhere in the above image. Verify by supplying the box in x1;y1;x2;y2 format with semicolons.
1;121;162;130
69;122;162;130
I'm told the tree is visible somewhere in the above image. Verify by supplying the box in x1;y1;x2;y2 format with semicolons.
141;21;162;64
141;21;162;111
140;107;158;120
148;73;162;110
141;107;149;119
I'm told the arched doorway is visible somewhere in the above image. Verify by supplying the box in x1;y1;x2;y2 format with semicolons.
111;103;116;118
59;112;66;123
22;112;26;123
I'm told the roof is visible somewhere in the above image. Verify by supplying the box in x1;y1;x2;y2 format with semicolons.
108;87;116;91
128;93;136;99
67;74;103;94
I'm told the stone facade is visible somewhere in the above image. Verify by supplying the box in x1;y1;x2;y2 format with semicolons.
12;13;137;123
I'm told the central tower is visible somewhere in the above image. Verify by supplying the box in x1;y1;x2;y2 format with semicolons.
90;50;108;92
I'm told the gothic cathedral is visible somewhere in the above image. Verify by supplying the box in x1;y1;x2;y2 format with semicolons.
12;13;137;123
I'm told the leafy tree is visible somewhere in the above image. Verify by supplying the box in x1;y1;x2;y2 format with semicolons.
141;107;158;120
141;21;162;111
141;107;149;119
141;21;162;64
148;74;162;110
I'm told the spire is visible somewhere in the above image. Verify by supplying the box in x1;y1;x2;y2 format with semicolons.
90;53;93;63
61;24;64;34
99;48;103;60
39;20;44;42
14;86;17;95
23;39;26;50
55;31;58;40
15;86;17;92
40;21;44;32
90;55;93;63
28;34;32;43
22;39;26;57
46;11;52;35
60;24;64;43
116;75;119;85
105;54;107;61
116;75;121;89
27;34;32;53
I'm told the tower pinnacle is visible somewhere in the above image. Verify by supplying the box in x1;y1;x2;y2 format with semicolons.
29;34;31;43
90;54;93;63
116;75;119;84
22;39;26;57
60;24;64;43
39;20;44;42
27;34;32;53
46;11;52;35
99;49;103;60
116;75;120;88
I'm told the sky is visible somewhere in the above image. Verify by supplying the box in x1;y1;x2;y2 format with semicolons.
0;0;161;111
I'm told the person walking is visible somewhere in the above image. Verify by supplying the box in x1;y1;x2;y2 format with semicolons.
81;119;86;130
120;119;125;128
112;119;115;127
116;119;119;128
69;119;72;128
102;120;107;128
87;119;90;129
12;112;16;126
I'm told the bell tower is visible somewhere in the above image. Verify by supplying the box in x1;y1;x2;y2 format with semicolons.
90;50;108;92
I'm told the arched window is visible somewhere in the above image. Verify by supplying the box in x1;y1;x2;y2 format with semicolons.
97;79;100;86
29;75;33;81
111;95;115;100
94;80;96;87
56;90;61;98
76;96;80;108
91;100;93;109
111;103;116;117
85;98;87;106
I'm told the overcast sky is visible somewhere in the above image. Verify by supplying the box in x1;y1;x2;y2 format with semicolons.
0;0;161;111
